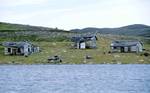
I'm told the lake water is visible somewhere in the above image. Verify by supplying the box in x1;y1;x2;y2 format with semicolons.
0;65;150;93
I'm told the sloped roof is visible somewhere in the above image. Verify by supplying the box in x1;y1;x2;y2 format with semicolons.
71;36;97;42
2;42;31;48
111;40;142;47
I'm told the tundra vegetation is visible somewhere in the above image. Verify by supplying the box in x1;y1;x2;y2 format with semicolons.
0;22;150;64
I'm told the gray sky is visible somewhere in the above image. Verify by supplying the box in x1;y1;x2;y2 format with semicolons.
0;0;150;30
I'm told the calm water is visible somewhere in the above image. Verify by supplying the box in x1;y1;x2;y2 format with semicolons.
0;65;150;93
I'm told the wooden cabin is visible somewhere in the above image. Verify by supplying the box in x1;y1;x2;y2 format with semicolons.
71;36;97;49
110;40;143;53
2;42;39;56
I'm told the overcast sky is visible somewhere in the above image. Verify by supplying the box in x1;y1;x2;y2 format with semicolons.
0;0;150;30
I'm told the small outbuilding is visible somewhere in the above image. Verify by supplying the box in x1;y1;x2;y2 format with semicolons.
48;55;62;63
110;40;143;53
71;35;97;49
2;41;39;56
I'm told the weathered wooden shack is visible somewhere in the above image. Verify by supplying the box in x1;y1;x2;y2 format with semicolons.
71;36;97;49
2;42;39;56
110;40;143;53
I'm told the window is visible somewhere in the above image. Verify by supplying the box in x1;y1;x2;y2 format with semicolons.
18;48;21;53
28;48;30;52
8;48;11;52
113;47;117;49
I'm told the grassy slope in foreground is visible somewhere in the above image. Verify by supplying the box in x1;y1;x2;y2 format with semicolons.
0;35;150;64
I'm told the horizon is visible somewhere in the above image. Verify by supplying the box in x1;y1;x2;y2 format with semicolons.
0;0;150;30
1;21;150;30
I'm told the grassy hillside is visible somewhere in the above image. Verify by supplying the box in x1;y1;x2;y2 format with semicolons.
0;22;75;42
71;24;150;37
0;35;150;64
0;22;52;31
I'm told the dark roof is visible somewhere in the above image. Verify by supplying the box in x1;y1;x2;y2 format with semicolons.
71;36;97;42
111;40;142;47
2;42;31;48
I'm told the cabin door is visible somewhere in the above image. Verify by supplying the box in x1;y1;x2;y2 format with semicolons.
120;47;125;52
128;47;131;52
12;48;17;55
80;42;86;49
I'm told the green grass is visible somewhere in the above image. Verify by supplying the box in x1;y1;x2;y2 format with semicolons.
0;35;150;64
0;35;70;42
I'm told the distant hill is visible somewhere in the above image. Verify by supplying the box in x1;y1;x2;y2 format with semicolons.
0;22;67;32
0;22;73;41
71;24;150;37
1;22;150;38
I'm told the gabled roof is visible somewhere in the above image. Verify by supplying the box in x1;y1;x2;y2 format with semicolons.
2;42;31;48
111;40;142;47
71;35;97;42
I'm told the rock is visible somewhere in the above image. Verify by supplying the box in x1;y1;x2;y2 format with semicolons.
139;59;144;62
63;50;67;53
85;55;92;59
114;55;120;58
52;43;56;46
48;55;62;63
